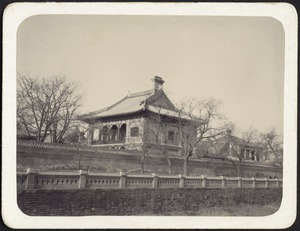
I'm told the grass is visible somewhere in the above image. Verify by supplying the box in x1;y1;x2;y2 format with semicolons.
136;202;281;216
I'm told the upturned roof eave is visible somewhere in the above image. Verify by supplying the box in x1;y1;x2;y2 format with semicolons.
78;90;153;122
79;108;146;122
79;107;200;123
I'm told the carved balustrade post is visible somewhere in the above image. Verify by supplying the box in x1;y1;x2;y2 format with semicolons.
119;172;126;188
252;177;256;189
201;175;207;188
237;177;242;188
152;173;158;188
25;168;37;190
265;178;269;189
78;170;87;189
179;174;185;188
221;176;226;188
276;178;280;187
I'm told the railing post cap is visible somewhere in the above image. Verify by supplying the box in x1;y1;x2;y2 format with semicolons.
120;171;126;176
152;173;158;177
26;168;36;174
201;175;206;179
251;177;255;180
79;170;87;175
178;174;185;178
264;177;268;181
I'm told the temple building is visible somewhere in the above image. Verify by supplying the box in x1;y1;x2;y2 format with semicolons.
80;76;197;156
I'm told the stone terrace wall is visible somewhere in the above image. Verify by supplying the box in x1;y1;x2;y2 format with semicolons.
17;188;282;216
17;140;283;178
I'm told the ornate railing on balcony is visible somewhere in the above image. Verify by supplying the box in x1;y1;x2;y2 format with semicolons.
91;139;126;145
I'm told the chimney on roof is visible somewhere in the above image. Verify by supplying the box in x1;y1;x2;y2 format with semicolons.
152;76;164;94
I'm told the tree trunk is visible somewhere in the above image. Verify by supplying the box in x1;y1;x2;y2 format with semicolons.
167;158;172;175
183;157;189;176
141;149;146;174
78;152;82;170
53;130;57;143
237;161;241;177
141;158;145;174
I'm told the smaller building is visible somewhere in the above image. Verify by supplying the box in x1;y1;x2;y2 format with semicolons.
196;130;263;162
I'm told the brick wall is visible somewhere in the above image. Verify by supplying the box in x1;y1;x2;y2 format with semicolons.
17;188;282;216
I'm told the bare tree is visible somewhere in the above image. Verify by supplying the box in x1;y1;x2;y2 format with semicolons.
73;139;88;171
66;131;87;170
17;74;81;143
176;97;225;176
62;118;98;170
225;126;259;177
260;128;283;166
141;104;171;174
63;123;87;143
208;124;260;177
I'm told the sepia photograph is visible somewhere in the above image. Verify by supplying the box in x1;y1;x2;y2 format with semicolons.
2;2;297;229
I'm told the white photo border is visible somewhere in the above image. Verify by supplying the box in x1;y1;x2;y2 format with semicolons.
2;2;297;229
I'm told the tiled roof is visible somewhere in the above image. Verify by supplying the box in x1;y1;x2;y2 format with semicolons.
81;90;153;119
147;105;192;121
80;88;199;122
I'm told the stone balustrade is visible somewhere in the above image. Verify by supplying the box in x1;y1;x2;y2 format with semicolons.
17;169;283;190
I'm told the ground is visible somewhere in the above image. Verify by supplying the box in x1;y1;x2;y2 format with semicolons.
136;202;281;216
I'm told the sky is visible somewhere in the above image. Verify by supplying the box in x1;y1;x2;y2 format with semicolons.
17;15;284;136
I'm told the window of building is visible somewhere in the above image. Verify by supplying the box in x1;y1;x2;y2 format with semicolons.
251;151;255;161
119;124;126;142
168;131;175;141
101;126;109;143
130;127;139;137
